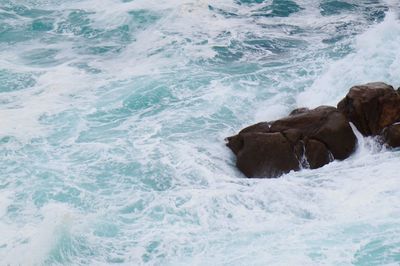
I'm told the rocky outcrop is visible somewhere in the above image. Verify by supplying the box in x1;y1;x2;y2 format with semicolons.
226;106;357;178
337;82;400;148
227;82;400;179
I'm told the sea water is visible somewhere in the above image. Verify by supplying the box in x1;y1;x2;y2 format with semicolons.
0;0;399;265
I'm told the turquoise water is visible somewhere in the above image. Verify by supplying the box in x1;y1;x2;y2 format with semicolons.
0;0;400;265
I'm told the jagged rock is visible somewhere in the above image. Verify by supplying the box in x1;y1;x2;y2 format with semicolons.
226;106;356;178
337;82;400;136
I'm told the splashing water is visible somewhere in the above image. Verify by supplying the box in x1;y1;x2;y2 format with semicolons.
0;0;400;265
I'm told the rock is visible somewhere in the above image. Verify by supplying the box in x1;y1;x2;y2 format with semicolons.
226;106;356;178
337;82;400;136
270;106;356;160
337;82;400;148
236;132;300;178
304;139;332;169
289;107;309;116
383;123;400;148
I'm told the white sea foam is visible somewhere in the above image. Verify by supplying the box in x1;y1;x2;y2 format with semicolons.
297;11;400;108
0;1;399;265
1;203;78;265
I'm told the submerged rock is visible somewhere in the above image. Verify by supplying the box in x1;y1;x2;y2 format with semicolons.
337;82;400;148
226;106;357;178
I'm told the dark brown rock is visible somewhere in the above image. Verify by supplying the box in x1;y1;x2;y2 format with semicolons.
304;139;332;169
236;132;300;178
226;122;271;155
270;106;356;160
289;107;309;116
383;123;400;148
337;82;400;136
227;106;356;178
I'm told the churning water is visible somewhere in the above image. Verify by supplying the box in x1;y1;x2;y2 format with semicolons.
0;0;400;265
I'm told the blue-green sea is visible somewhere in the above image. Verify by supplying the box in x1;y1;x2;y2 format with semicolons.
1;0;400;265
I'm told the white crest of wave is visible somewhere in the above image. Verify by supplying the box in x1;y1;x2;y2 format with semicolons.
297;11;400;108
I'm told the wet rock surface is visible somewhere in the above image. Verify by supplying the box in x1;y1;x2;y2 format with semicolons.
337;82;400;136
226;106;356;178
227;82;400;178
337;82;400;148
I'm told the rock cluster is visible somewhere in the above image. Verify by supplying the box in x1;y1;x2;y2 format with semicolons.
226;82;400;178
